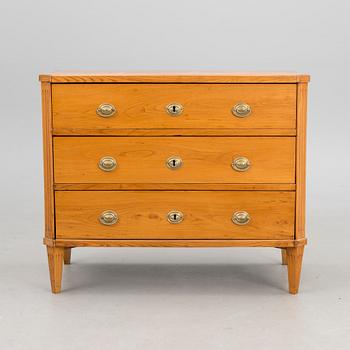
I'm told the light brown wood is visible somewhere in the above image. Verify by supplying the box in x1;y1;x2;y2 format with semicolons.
54;183;296;191
41;82;55;239
64;248;72;264
55;191;295;240
286;246;304;294
281;248;288;265
53;128;297;136
52;84;296;131
40;72;310;83
44;237;307;248
47;247;64;293
40;72;309;294
53;137;296;184
295;83;308;239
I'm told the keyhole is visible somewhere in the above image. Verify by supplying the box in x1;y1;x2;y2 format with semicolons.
173;214;177;221
172;159;176;167
172;105;177;113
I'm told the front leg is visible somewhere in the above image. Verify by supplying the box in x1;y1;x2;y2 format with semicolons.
47;247;64;293
286;246;305;294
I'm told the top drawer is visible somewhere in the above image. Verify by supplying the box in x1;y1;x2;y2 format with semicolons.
52;84;296;133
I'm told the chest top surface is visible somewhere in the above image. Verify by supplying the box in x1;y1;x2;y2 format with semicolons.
39;71;310;83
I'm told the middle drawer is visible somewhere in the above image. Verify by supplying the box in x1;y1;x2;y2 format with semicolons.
54;137;295;184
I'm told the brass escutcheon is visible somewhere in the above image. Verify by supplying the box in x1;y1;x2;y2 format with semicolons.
99;210;119;225
166;156;183;170
232;211;250;225
96;103;116;117
167;210;184;224
232;103;251;118
232;156;250;172
166;103;183;116
98;156;117;172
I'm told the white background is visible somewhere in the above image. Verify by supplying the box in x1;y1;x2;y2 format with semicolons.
0;1;349;349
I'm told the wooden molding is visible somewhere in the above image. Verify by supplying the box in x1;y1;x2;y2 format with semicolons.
44;237;307;248
52;128;297;136
39;72;310;83
54;183;295;191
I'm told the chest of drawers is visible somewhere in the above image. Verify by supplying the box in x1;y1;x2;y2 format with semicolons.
40;72;309;294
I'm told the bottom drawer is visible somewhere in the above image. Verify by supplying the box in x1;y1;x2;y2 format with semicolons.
55;191;295;240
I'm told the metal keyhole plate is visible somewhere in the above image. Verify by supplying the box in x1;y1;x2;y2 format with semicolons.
167;210;184;224
166;156;183;170
166;103;183;116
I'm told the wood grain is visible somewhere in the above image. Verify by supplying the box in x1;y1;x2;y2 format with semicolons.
55;191;295;240
41;82;55;239
64;248;72;264
52;84;296;131
54;183;296;191
286;246;304;294
39;72;310;83
295;83;308;239
53;137;296;184
44;237;307;248
52;128;297;136
47;247;64;293
281;248;288;265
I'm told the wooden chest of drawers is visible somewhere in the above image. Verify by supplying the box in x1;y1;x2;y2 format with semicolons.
40;72;309;294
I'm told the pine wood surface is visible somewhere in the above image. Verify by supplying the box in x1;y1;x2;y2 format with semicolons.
64;248;72;264
41;82;55;239
47;247;64;293
53;136;295;184
295;83;308;239
44;237;307;248
40;72;310;83
286;246;305;294
52;84;296;131
54;183;296;191
40;73;309;294
52;128;297;136
55;191;295;240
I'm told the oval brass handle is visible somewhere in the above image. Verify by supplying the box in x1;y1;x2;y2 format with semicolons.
166;156;183;170
99;210;118;225
232;156;250;172
232;211;250;225
98;156;117;172
96;103;117;117
167;210;184;224
232;103;251;118
166;103;183;116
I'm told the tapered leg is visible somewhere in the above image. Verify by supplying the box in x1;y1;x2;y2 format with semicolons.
281;248;288;265
286;246;304;294
64;248;72;265
47;246;64;293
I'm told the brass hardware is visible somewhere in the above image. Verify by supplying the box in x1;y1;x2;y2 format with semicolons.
166;103;183;116
167;210;184;224
98;156;117;172
166;156;183;170
232;211;250;225
99;210;118;226
232;103;251;118
232;156;250;172
96;103;116;117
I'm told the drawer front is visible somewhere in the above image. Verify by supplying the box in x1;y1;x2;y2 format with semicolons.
55;191;295;239
52;84;296;131
54;137;295;184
